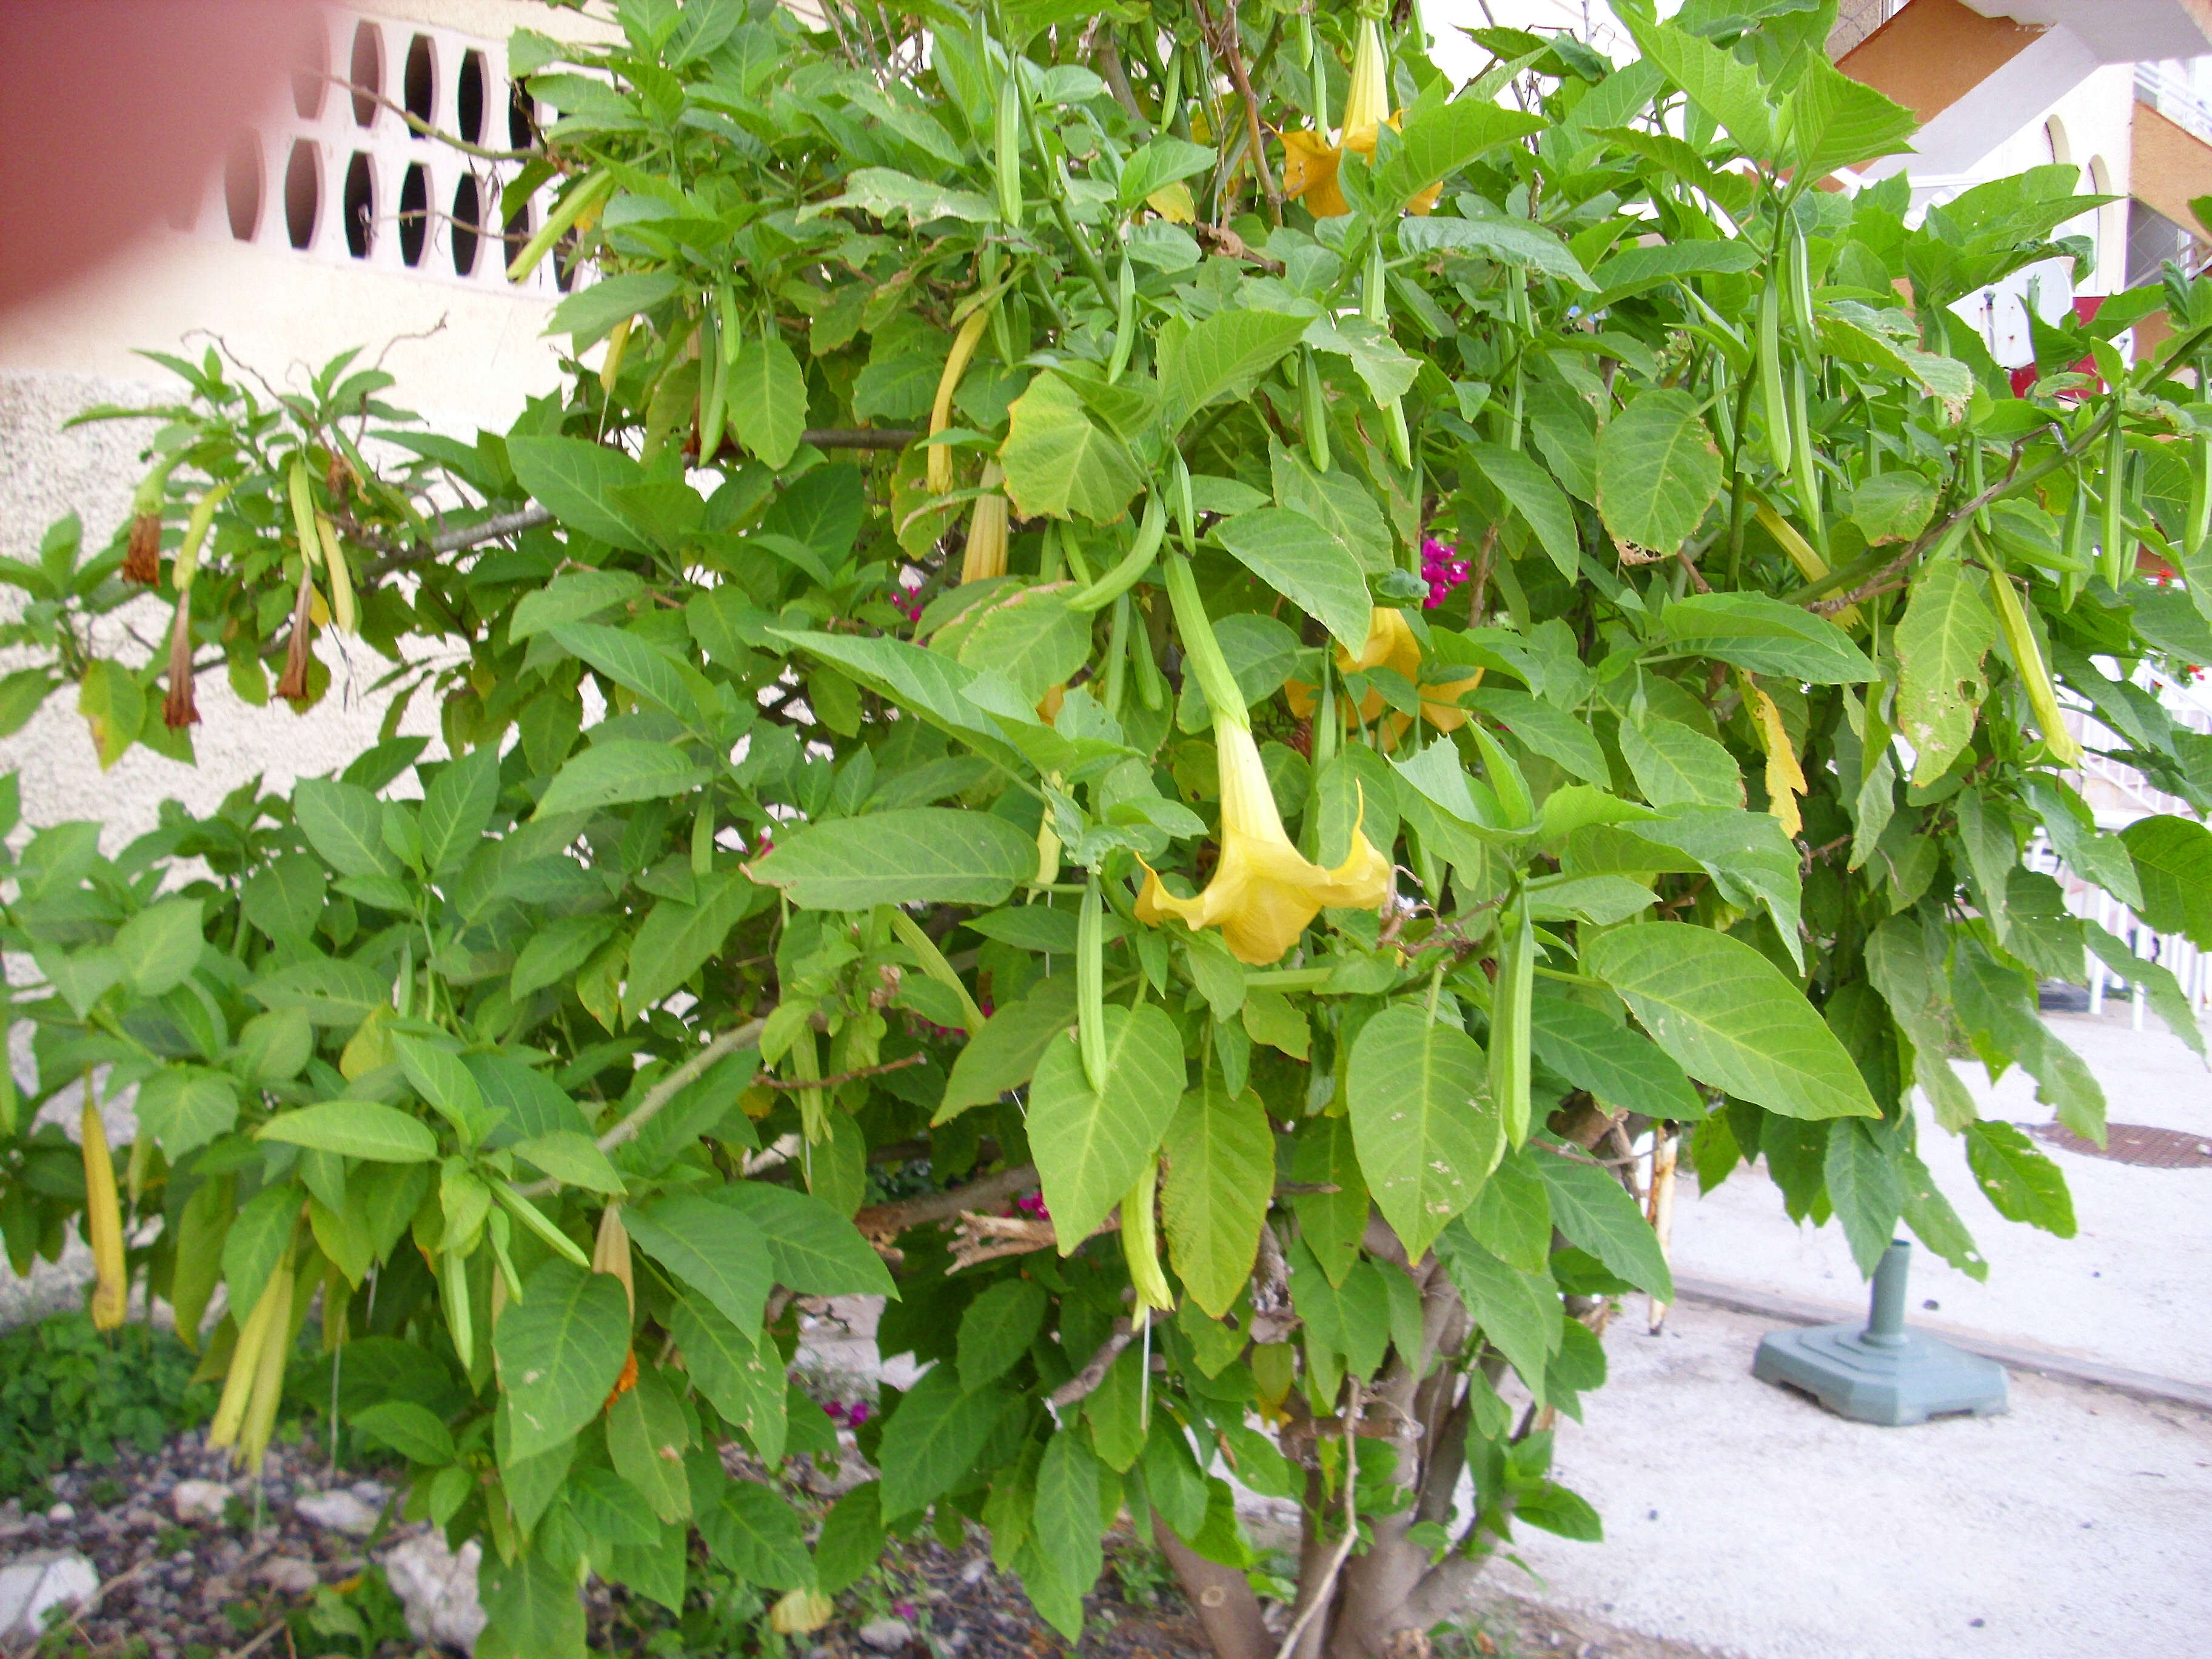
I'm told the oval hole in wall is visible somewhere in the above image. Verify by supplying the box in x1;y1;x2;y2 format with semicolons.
457;50;486;146
224;134;263;241
349;21;383;127
284;139;320;249
509;80;535;149
399;163;428;266
404;34;435;130
343;152;374;258
451;175;481;275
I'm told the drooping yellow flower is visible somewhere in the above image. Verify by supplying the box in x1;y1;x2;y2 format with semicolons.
1286;606;1483;735
960;461;1009;584
928;306;993;495
1279;14;1443;220
81;1093;126;1331
1138;722;1392;964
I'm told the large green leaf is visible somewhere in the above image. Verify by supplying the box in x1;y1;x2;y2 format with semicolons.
1027;1002;1185;1247
1618;716;1742;809
1271;441;1392;572
955;586;1093;705
479;1547;587;1659
1964;1121;2076;1238
546;271;679;347
700;1480;812;1589
494;1259;632;1463
1000;371;1144;523
877;1363;1008;1518
1372;97;1544;208
135;1068;239;1159
1623;12;1774;159
506;435;649;552
549;623;703;726
1588;240;1761;306
1161;309;1312;431
751;808;1037;910
1661;592;1876;683
727;331;808;469
773;628;1034;771
1584;924;1877;1121
1118;136;1219;207
1789;55;1918;181
1347;1004;1503;1259
511;1130;625;1195
624;1194;773;1333
113;897;206;997
2121;814;2212;948
808;167;998;226
1433;1224;1561;1398
937;976;1076;1119
1215;506;1373;655
1527;992;1700;1121
1160;1084;1274;1318
622;870;764;1019
511;914;620;1002
668;1290;787;1460
1030;1427;1105;1631
246;957;390;1027
294;779;395;880
957;1278;1049;1389
1398;215;1592;285
1532;1151;1673;1301
535;740;708;817
1467;443;1580;579
1596;390;1720;554
713;1182;895;1296
1896;555;1994;783
259;1101;438;1163
420;745;501;879
1470;689;1609;786
1823;1120;1905;1278
512;569;645;641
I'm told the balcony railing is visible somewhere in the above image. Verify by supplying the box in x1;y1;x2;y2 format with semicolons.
2137;62;2212;148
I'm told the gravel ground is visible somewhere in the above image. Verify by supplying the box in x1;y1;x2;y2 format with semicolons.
0;1433;398;1658
0;1424;1694;1659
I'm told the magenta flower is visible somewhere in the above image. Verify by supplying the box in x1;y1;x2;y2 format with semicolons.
1420;537;1470;609
845;1401;870;1427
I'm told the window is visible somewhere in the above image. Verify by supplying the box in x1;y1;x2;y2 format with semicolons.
283;140;320;250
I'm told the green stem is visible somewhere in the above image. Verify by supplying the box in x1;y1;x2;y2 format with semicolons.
1161;551;1248;730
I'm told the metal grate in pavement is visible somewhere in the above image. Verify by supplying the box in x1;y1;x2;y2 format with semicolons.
2028;1122;2212;1168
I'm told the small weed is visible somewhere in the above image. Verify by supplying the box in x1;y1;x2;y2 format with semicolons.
297;1566;413;1657
0;1313;215;1499
84;1475;124;1507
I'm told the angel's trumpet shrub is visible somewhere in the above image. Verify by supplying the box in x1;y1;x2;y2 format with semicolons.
1138;557;1391;965
1279;8;1442;220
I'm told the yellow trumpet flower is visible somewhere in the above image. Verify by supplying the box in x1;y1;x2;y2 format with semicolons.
81;1092;126;1331
928;306;994;495
960;462;1009;584
1138;722;1391;964
1279;13;1443;220
1286;607;1482;736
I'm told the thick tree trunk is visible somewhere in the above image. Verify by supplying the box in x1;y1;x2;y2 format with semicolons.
1154;1512;1272;1659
